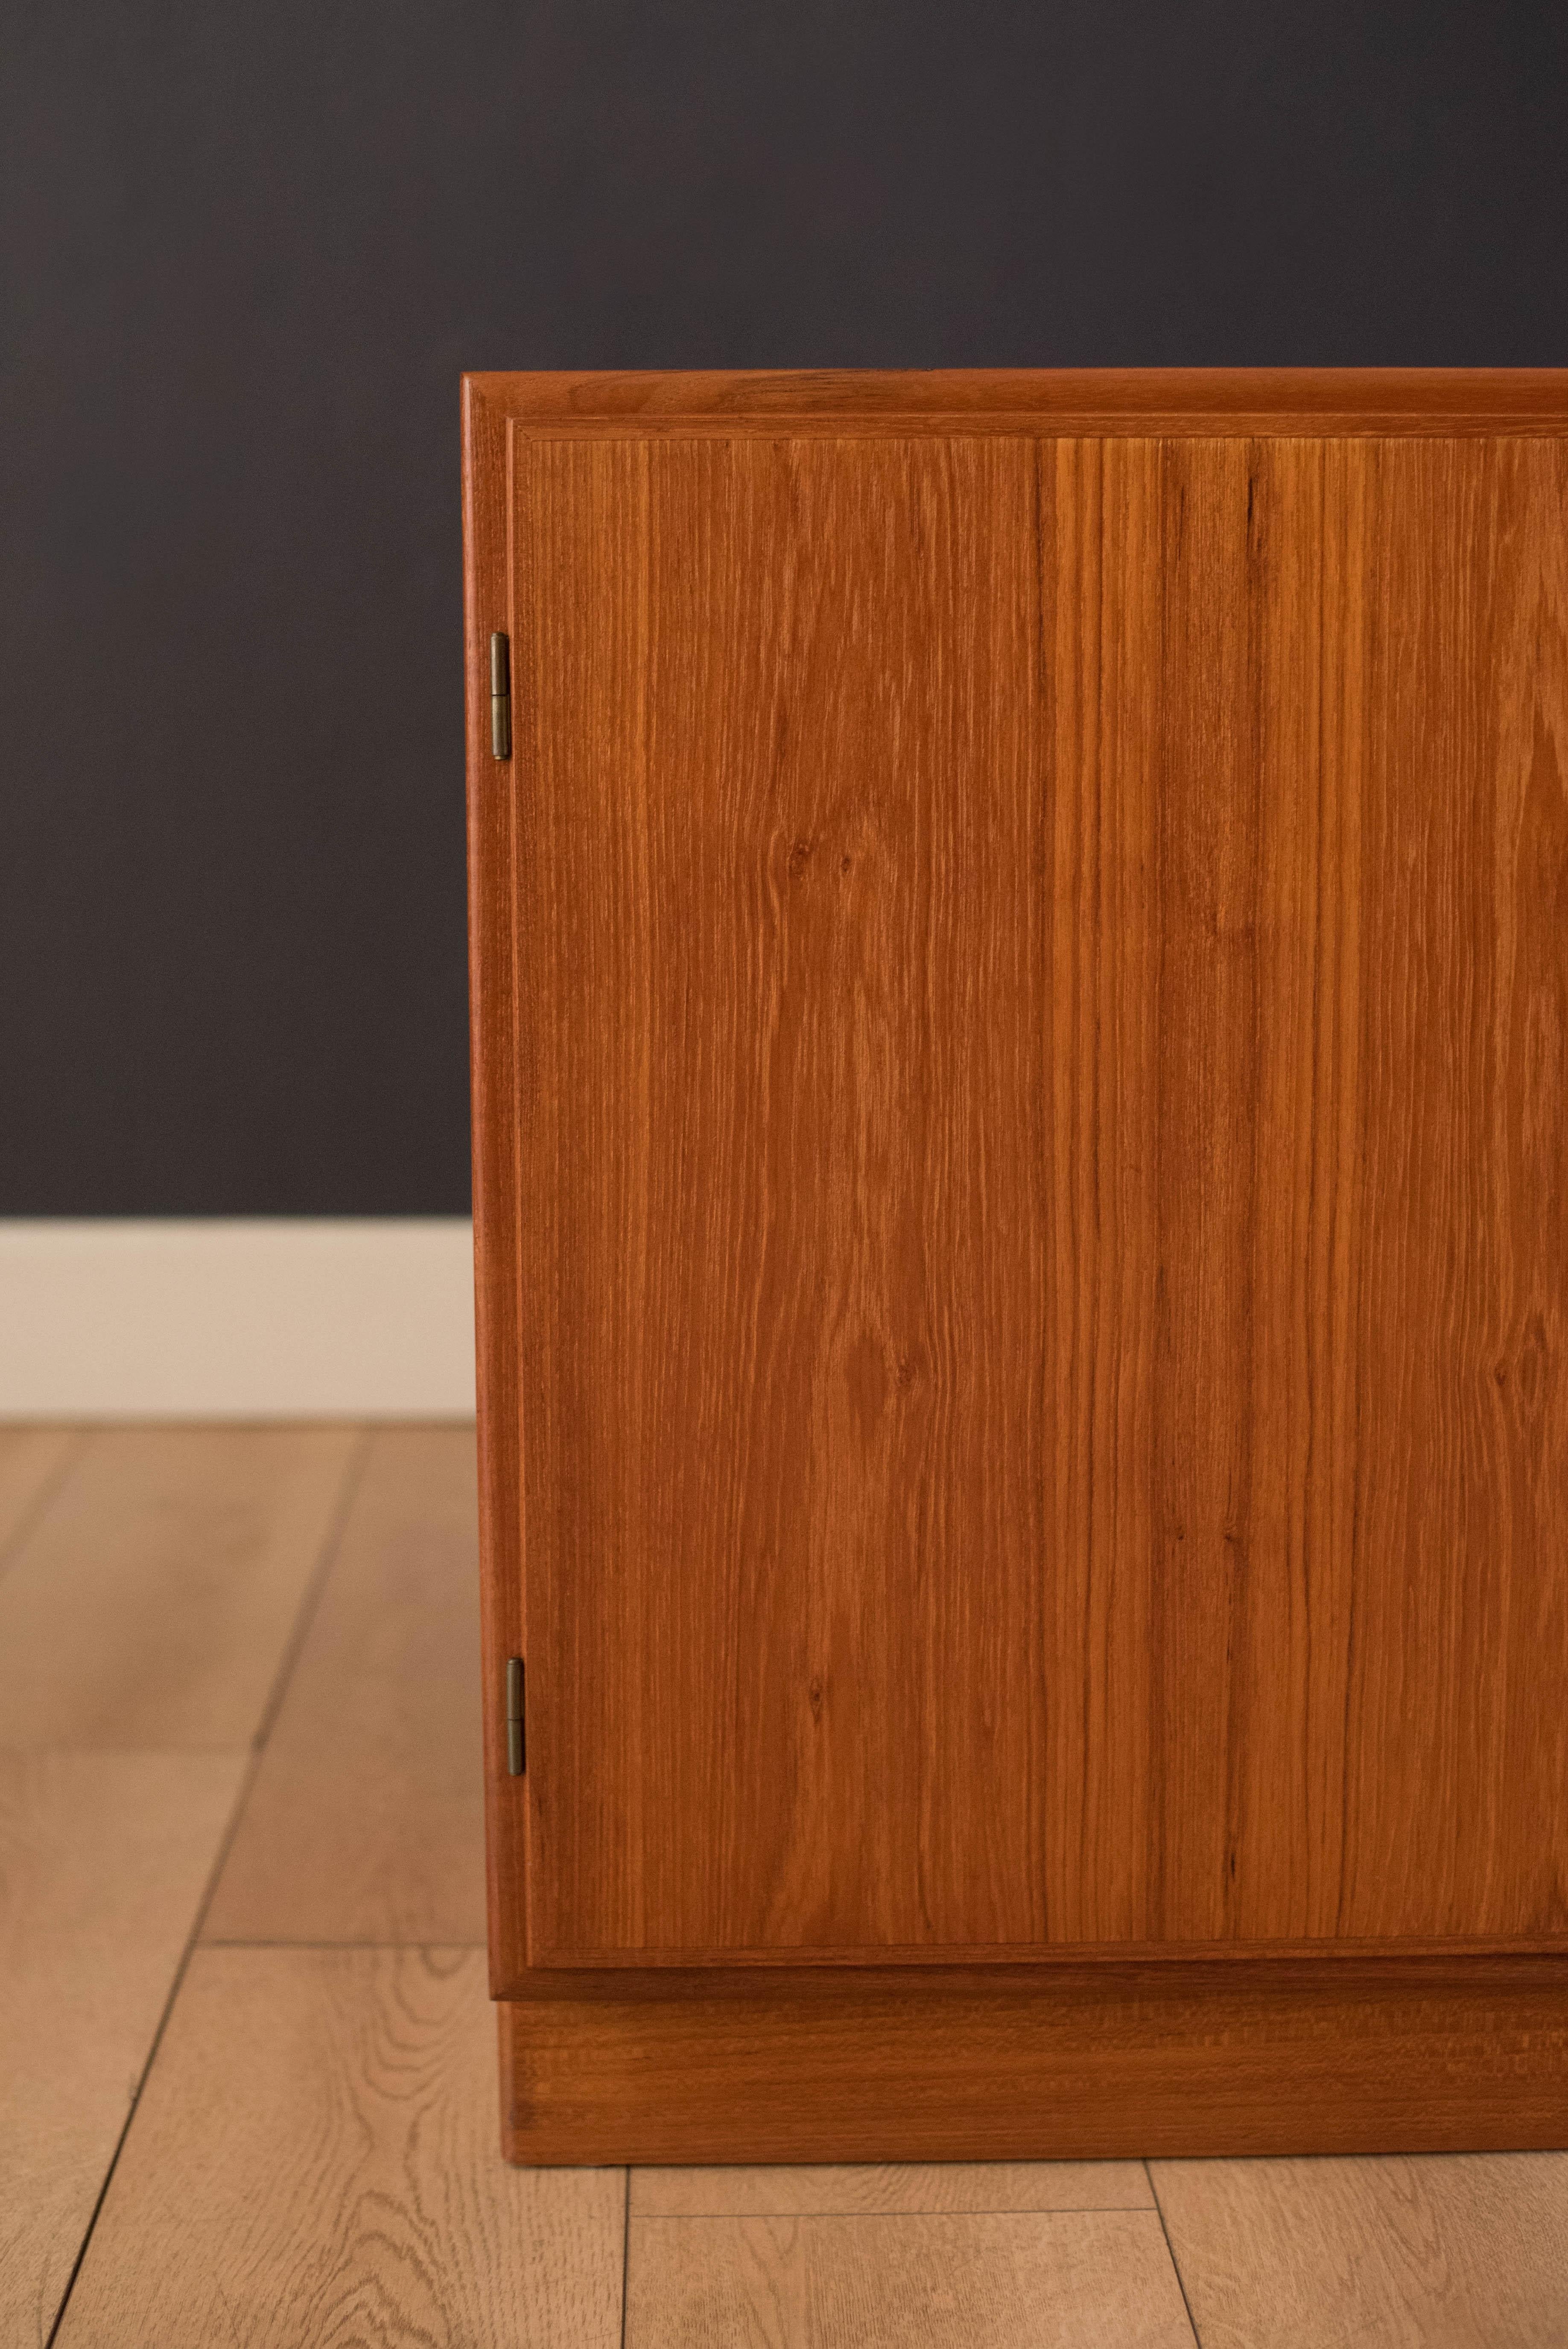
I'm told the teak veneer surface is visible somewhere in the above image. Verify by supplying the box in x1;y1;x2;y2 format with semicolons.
468;367;1568;435
471;393;1568;1972
499;1955;1568;2163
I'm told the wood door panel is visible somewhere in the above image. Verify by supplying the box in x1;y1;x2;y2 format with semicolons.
1336;438;1568;1940
509;426;1568;1965
516;434;1052;1960
1220;436;1568;1947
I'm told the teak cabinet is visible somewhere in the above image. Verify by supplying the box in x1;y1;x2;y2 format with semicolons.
464;369;1568;2162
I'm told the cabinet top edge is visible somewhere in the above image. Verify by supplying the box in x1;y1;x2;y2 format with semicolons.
463;367;1568;435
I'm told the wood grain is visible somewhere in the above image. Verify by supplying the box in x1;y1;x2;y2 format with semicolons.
1150;2152;1568;2347
1322;438;1568;1943
464;371;530;1982
201;1426;487;1946
624;2210;1195;2349
515;430;1054;1964
0;1427;361;1749
500;426;1568;1966
500;1957;1568;2162
469;368;1568;436
0;1749;245;2349
0;1428;77;1565
54;1947;624;2349
631;2162;1154;2215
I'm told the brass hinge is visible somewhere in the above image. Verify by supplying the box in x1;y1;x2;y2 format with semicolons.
490;631;511;760
505;1656;525;1775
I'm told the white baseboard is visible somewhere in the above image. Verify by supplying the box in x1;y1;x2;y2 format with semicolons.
0;1220;476;1419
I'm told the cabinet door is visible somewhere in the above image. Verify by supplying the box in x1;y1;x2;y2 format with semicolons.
505;429;1568;1967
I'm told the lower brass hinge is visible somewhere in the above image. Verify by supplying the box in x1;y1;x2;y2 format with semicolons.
490;632;511;760
505;1656;525;1775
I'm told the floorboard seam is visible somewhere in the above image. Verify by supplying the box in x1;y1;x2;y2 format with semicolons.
619;2165;631;2349
199;1936;490;1949
248;1428;374;1750
1145;2161;1204;2347
0;1429;88;1590
630;2205;1162;2220
41;1744;262;2349
42;1427;373;2349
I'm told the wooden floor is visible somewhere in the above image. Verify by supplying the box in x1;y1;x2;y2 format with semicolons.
1;1428;1563;2347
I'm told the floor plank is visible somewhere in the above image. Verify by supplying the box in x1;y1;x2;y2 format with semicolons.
53;1946;623;2349
201;1426;486;1944
0;1749;247;2349
0;1427;78;1563
631;2162;1154;2215
626;2210;1194;2348
1151;2152;1568;2347
0;1426;362;1749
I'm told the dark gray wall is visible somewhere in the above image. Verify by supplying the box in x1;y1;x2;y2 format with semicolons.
3;4;1564;1213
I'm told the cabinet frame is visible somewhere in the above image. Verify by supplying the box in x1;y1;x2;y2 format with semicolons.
465;370;1568;2158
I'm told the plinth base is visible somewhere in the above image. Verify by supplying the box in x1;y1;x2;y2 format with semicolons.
499;1955;1568;2164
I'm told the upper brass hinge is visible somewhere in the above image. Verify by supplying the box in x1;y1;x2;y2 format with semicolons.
490;631;511;760
505;1655;525;1775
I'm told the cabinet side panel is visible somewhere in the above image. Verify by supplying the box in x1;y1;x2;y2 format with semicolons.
463;385;527;1980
